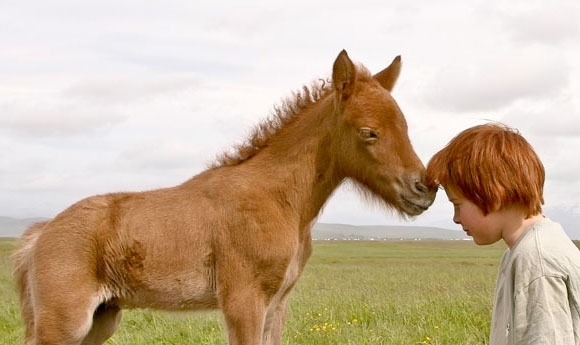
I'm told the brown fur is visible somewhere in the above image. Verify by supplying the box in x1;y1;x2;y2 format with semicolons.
12;50;436;345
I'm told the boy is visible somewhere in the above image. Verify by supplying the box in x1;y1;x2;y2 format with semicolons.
426;123;580;345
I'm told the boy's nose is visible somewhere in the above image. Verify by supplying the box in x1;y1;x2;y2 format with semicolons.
453;213;461;224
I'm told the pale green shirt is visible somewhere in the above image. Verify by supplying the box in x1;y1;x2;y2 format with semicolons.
490;218;580;345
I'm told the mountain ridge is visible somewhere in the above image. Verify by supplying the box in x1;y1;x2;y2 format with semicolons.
312;223;468;240
0;217;467;240
0;216;48;238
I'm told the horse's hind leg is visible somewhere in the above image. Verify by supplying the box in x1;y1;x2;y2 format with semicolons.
32;272;110;345
33;290;109;345
17;276;36;344
81;303;122;345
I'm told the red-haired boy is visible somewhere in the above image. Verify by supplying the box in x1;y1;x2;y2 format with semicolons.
427;123;580;345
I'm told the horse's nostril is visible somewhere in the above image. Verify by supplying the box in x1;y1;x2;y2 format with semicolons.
415;181;428;194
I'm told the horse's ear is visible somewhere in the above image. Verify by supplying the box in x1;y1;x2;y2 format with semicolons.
332;50;357;100
373;55;401;92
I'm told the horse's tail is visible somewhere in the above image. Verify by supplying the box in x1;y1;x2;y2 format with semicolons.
12;221;49;343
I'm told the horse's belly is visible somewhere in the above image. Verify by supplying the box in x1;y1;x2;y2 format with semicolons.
118;271;219;310
102;231;218;310
107;249;218;310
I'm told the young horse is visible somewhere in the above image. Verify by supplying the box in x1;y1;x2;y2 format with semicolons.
13;50;436;345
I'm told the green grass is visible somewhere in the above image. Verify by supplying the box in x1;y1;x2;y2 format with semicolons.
0;239;23;344
0;239;505;344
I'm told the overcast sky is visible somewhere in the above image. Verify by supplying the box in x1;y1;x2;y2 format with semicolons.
1;0;579;231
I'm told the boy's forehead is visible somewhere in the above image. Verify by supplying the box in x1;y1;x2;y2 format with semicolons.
443;185;463;200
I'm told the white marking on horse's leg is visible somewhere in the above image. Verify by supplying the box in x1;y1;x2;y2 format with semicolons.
81;304;122;345
262;254;300;345
262;298;288;345
76;287;114;342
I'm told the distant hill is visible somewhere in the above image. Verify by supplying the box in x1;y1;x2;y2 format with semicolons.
0;217;47;238
312;223;469;240
0;217;468;241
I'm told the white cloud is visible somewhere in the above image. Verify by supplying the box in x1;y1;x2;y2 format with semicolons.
116;138;207;172
501;96;580;138
62;77;200;105
0;95;126;137
421;48;569;113
493;0;580;46
1;0;579;231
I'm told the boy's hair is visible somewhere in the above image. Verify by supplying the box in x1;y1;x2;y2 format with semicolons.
426;123;544;217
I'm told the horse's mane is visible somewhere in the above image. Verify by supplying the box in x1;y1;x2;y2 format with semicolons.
210;65;374;168
211;79;333;168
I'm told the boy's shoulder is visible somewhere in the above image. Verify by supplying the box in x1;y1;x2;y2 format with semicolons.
510;218;580;274
514;218;567;248
530;218;577;253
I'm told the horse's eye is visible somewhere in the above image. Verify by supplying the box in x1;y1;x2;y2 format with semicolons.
358;127;378;143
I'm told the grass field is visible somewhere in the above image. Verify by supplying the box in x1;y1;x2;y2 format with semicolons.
0;238;506;344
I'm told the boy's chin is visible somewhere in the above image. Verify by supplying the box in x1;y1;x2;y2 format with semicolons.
472;236;500;246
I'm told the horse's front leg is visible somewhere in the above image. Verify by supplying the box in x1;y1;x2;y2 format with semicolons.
262;297;289;345
262;257;302;345
221;284;267;345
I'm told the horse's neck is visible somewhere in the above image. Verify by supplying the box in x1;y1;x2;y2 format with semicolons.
235;99;342;225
